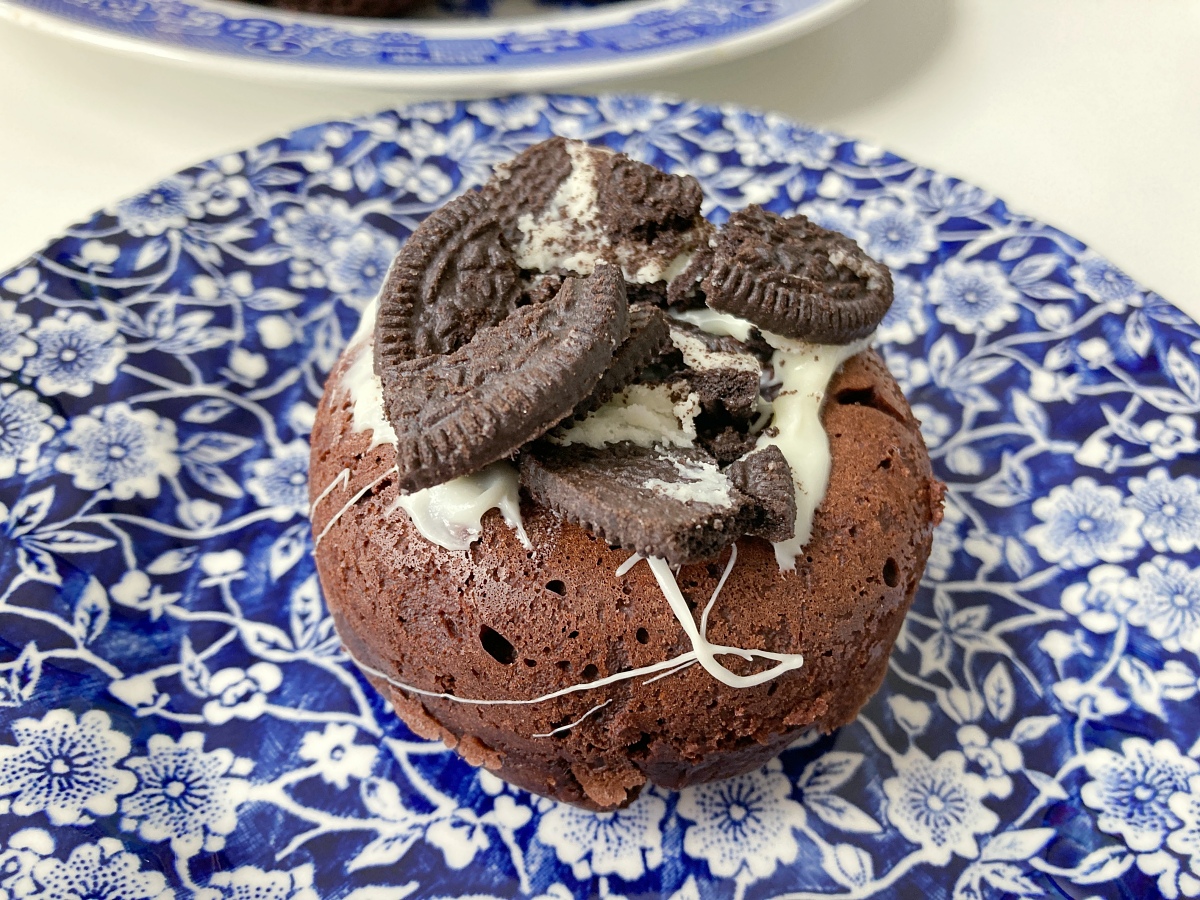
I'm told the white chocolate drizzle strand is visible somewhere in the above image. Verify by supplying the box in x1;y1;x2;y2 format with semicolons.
341;544;807;733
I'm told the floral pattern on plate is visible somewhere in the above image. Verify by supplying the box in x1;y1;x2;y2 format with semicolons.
1;94;1199;900
1;0;856;85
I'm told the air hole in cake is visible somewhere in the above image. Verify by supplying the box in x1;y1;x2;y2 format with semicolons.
834;385;908;423
635;628;649;644
568;630;579;639
546;580;566;596
524;659;537;668
836;387;875;407
556;660;571;671
883;558;899;588
479;626;516;665
581;664;599;681
767;682;778;697
878;456;892;470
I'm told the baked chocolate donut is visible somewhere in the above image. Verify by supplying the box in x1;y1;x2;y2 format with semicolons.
308;139;942;810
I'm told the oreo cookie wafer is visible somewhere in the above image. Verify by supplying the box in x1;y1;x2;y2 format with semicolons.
679;205;893;344
380;265;629;493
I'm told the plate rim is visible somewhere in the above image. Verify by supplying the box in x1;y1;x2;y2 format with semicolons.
0;0;864;90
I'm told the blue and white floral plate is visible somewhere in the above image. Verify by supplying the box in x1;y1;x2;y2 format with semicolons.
2;94;1200;900
0;0;862;90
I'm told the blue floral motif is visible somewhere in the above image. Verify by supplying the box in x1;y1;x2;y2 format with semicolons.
1124;557;1200;655
1071;250;1142;311
111;176;199;237
857;196;939;269
323;230;401;310
30;838;174;900
200;865;318;900
1128;468;1200;554
0;385;55;480
22;312;126;398
1081;738;1198;853
882;749;999;866
536;792;666;880
928;258;1021;335
119;733;252;855
297;724;377;790
0;710;136;826
0;300;35;375
271;196;360;267
676;760;806;879
245;440;310;517
54;403;179;500
1024;476;1145;568
1;96;1199;900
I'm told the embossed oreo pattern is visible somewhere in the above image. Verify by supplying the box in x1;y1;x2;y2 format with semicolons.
1;95;1199;900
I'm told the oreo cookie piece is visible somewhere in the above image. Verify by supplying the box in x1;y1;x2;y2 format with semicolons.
520;443;751;566
697;206;893;344
572;304;672;419
701;427;759;466
375;191;522;367
726;446;796;542
667;324;762;422
381;265;629;493
484;138;712;282
591;152;705;256
486;137;575;248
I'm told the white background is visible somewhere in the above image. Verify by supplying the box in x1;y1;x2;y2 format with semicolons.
1;0;1198;319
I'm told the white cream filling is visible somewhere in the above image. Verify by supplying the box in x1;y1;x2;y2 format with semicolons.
668;326;761;375
668;307;757;343
514;141;700;285
643;457;734;508
551;382;699;450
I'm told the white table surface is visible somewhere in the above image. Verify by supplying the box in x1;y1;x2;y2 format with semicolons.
1;0;1198;319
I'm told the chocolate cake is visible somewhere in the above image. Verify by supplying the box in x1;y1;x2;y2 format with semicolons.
309;138;943;810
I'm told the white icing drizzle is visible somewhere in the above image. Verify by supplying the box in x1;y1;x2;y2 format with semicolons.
551;383;699;449
668;307;756;343
643;552;806;688
387;463;529;552
313;466;398;550
349;646;697;708
615;553;643;577
757;333;874;569
334;294;528;551
643;457;734;508
340;542;810;737
309;468;349;519
342;296;397;450
532;699;612;738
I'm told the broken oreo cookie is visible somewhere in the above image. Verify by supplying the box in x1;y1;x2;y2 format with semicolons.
375;191;523;367
520;439;797;565
693;206;892;344
520;442;751;566
726;446;796;542
381;265;629;493
572;304;672;419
